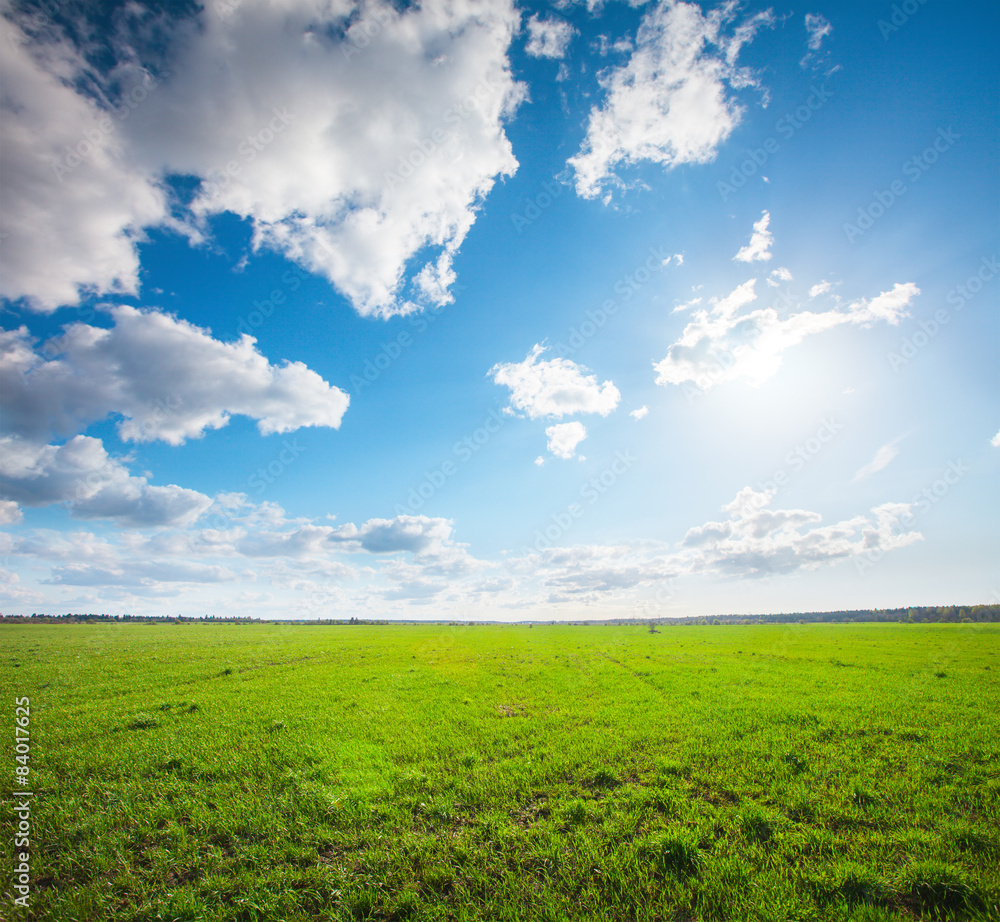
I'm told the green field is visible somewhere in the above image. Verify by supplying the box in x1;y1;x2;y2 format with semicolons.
3;622;999;921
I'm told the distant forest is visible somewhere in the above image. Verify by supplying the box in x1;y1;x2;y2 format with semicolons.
2;605;999;624
637;604;1000;625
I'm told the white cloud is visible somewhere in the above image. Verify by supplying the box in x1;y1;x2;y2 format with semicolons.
809;280;833;297
505;485;922;602
524;543;675;599
853;442;900;481
2;502;483;608
0;500;23;525
655;281;919;392
805;13;833;51
592;32;631;55
490;344;620;419
526;15;576;59
546;421;588;459
734;210;773;263
236;524;339;560
672;296;702;313
711;278;758;319
2;480;927;615
629;406;649;421
141;0;524;319
767;267;793;287
1;496;497;612
864;284;920;324
1;307;348;445
0;567;43;605
381;577;449;602
6;530;120;567
0;435;213;527
677;486;921;577
568;0;773;199
991;429;1000;448
534;456;546;467
2;0;525;318
0;20;167;311
326;516;486;602
44;560;237;588
330;515;455;556
555;0;611;14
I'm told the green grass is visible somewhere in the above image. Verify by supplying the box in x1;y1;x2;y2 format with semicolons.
2;622;999;921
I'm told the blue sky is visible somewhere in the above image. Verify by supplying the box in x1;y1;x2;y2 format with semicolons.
1;0;997;620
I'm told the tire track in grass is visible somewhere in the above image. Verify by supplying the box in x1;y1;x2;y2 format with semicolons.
598;650;667;698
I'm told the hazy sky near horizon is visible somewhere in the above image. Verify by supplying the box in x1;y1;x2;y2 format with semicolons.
1;0;997;620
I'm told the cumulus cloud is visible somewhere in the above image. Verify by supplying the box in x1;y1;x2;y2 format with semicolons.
517;543;676;600
992;429;1000;448
508;491;916;601
654;280;919;391
375;549;482;602
326;515;484;601
504;484;922;605
2;0;524;318
44;559;237;587
734;210;773;262
2;501;483;607
568;0;773;198
1;307;348;444
809;280;833;297
166;0;525;317
526;14;576;58
0;435;213;527
381;577;449;602
0;19;167;311
0;567;43;605
236;524;340;560
853;442;900;481
330;515;455;555
6;530;120;567
490;344;620;419
677;486;921;577
767;267;793;287
864;284;920;324
630;406;649;421
1;493;497;610
546;421;587;459
0;500;23;525
2;481;927;614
